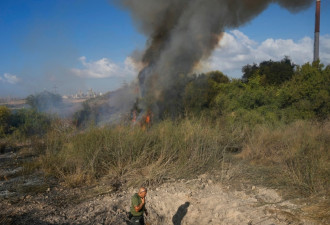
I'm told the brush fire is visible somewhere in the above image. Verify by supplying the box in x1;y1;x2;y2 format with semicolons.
131;109;153;130
115;0;315;120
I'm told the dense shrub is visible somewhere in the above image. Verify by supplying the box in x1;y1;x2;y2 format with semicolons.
211;61;329;125
278;62;330;120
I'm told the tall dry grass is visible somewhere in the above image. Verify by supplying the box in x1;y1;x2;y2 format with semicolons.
38;117;329;200
240;120;330;196
39;117;244;187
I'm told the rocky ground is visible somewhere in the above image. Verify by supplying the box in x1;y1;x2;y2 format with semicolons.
0;145;324;225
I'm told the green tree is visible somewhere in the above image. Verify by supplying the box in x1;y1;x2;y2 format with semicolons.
278;61;330;120
242;57;295;86
242;63;258;83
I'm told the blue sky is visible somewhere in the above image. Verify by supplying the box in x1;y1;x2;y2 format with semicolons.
0;0;329;97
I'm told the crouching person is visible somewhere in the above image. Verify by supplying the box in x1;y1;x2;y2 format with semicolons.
130;187;148;225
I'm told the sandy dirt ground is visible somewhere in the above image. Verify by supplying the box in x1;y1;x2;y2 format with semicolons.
0;145;321;225
1;178;319;225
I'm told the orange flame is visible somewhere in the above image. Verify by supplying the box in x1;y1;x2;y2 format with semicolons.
132;110;137;123
145;114;150;124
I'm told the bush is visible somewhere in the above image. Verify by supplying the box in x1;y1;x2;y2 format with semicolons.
184;71;230;114
10;108;52;138
211;61;330;125
278;62;330;120
0;106;11;137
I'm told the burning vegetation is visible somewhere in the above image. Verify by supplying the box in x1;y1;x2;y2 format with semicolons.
114;0;315;119
1;1;329;224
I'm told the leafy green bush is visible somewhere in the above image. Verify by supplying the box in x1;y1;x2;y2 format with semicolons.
210;61;330;125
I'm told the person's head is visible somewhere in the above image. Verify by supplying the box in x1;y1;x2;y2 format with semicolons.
138;187;147;198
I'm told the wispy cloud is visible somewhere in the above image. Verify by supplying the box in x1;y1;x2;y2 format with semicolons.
71;56;138;79
1;73;21;84
203;30;330;77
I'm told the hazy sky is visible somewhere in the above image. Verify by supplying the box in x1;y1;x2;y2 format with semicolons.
1;0;329;97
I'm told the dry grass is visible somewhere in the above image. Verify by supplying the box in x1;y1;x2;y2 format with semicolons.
39;117;244;188
38;118;329;196
303;199;330;224
240;120;330;196
0;215;12;225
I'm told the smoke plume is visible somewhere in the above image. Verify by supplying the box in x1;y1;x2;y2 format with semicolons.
114;0;314;117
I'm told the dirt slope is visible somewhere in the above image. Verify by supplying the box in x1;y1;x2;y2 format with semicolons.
1;178;319;225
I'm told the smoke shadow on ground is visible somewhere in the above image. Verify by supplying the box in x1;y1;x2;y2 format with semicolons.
172;202;190;225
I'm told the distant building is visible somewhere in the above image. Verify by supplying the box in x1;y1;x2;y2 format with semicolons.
66;89;103;99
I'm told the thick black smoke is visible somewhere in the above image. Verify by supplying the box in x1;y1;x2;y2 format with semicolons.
114;0;314;116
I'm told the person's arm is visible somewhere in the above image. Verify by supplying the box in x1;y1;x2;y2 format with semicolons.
134;197;145;212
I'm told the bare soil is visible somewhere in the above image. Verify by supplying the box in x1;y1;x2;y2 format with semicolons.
0;146;323;225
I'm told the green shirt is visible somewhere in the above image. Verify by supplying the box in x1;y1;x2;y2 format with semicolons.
130;193;145;217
